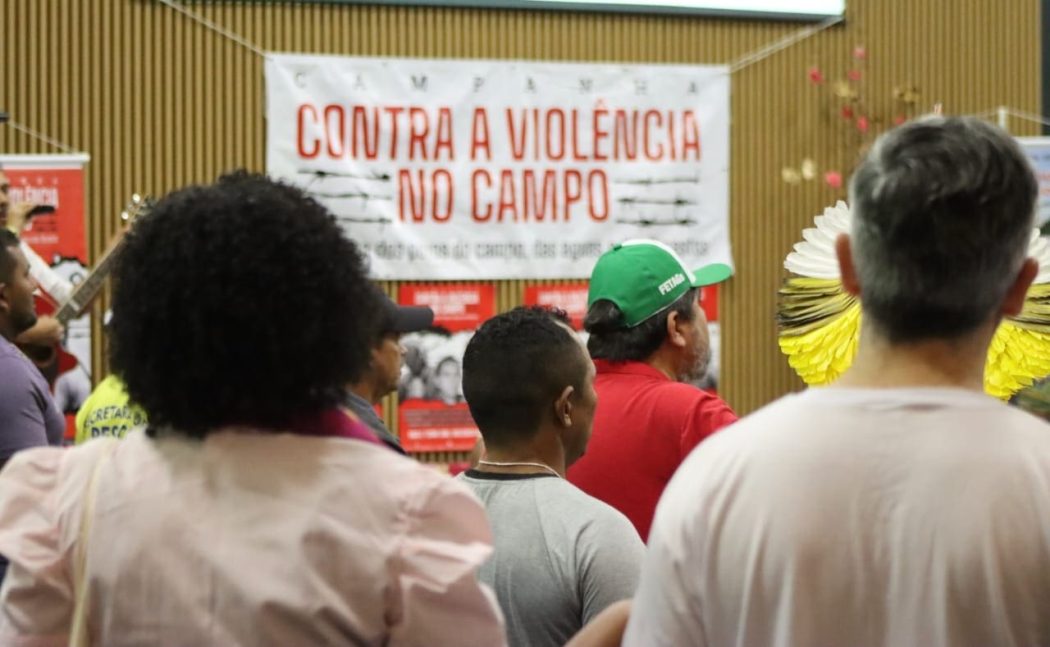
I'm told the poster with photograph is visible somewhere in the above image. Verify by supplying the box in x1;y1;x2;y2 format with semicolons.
523;283;589;329
397;283;495;452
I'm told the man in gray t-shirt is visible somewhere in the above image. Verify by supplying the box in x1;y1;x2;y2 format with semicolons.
458;306;644;647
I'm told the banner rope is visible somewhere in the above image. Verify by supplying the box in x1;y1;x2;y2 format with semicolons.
157;0;842;72
3;119;81;154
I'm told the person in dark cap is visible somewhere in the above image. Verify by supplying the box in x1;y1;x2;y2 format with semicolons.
346;287;434;453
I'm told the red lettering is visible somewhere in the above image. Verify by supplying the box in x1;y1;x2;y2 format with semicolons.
563;169;582;221
471;108;492;161
524;169;558;221
667;110;676;161
532;109;540;161
546;109;566;161
352;107;380;160
497;169;518;222
398;169;426;222
613;110;638;160
432;169;454;222
434;108;455;161
588;170;609;221
323;105;345;158
571;110;587;161
471;169;493;221
644;110;664;161
592;108;609;161
507;109;527;160
682;110;701;160
408;107;430;161
297;104;320;159
385;107;404;159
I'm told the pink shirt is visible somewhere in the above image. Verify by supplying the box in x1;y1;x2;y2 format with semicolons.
0;428;506;646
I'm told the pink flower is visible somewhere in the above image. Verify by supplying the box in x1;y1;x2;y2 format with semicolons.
841;105;855;120
856;116;870;133
824;171;843;188
893;114;907;126
847;69;862;81
808;66;825;84
852;45;867;60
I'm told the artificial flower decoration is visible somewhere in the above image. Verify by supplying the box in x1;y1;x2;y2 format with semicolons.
823;171;843;188
801;159;817;181
781;167;803;184
777;201;1050;399
808;66;825;84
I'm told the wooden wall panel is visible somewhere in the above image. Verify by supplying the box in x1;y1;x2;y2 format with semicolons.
1;1;1041;440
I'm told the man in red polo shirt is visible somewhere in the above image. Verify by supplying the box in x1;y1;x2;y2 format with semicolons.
567;239;737;541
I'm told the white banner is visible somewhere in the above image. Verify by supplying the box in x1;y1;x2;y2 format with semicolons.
265;54;731;280
1018;137;1050;230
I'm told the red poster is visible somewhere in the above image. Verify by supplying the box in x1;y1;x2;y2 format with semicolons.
523;283;589;330
1;155;92;439
399;284;496;332
2;162;88;265
397;284;495;452
700;284;719;323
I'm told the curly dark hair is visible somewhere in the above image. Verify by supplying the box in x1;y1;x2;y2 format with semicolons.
584;288;697;362
462;306;586;447
109;171;381;438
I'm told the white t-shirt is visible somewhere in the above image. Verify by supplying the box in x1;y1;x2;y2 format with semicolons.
625;387;1050;647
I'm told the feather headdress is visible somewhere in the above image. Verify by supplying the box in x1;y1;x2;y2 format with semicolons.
777;201;1050;399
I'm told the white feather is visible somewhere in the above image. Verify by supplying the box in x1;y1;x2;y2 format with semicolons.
784;201;851;279
1027;231;1050;284
785;201;1050;284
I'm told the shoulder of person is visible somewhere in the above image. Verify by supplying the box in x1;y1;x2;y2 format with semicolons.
554;480;642;538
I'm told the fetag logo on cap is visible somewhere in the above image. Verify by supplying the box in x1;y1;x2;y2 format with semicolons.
658;272;686;295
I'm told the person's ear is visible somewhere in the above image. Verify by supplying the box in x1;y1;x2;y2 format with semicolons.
666;310;688;348
554;385;575;427
0;280;9;315
1001;257;1039;317
836;234;861;297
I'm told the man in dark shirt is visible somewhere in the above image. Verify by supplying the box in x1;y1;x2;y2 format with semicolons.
345;287;433;454
0;229;65;583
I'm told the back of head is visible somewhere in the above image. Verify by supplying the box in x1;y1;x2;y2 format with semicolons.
463;306;586;447
849;116;1037;342
109;171;381;437
584;289;697;361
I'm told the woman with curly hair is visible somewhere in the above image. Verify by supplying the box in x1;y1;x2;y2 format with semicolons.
0;172;506;646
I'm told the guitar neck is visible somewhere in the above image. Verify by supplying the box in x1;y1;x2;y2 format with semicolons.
52;238;125;325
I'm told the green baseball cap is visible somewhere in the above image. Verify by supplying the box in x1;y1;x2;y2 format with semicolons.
587;239;733;328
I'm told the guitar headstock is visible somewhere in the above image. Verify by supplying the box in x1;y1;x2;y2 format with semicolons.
120;193;155;227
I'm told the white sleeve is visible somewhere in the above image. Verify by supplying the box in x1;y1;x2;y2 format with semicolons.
622;465;710;647
20;242;73;304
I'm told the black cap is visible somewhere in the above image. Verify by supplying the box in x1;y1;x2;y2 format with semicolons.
378;289;434;333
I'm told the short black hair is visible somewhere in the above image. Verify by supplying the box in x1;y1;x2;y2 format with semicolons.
584;288;697;362
850;116;1037;342
463;306;586;446
109;171;381;438
0;229;19;283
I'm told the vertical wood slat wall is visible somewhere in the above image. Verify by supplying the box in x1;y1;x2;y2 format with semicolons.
0;1;1040;452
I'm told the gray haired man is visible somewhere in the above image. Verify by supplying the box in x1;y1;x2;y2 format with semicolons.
626;117;1050;646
